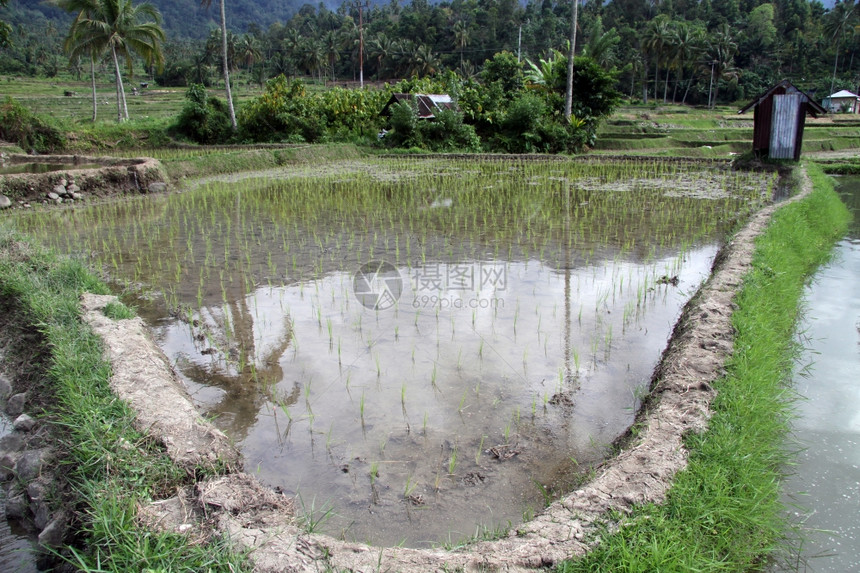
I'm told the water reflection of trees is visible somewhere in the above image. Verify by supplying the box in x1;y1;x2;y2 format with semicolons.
176;293;299;441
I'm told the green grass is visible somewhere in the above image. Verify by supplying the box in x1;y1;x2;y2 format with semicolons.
0;227;247;571
557;162;851;572
102;300;135;320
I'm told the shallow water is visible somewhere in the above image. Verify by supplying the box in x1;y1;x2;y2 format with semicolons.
0;162;101;175
13;158;772;548
777;177;860;572
0;415;39;573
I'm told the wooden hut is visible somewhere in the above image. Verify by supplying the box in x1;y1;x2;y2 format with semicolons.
737;79;825;160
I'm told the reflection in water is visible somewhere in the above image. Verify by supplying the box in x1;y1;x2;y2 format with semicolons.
13;158;773;547
777;178;860;572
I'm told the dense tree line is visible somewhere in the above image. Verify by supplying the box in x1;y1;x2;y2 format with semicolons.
1;0;857;104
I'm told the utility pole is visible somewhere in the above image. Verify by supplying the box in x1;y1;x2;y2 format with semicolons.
517;24;522;63
708;60;716;110
356;0;369;88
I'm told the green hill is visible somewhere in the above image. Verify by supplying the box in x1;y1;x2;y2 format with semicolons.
1;0;332;40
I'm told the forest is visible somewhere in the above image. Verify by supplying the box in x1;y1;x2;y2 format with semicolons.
1;0;855;101
1;0;859;151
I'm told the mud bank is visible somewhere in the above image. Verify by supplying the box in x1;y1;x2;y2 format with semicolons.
88;174;812;571
0;153;167;208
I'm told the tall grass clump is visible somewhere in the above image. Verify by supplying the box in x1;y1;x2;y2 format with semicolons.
558;163;850;572
0;229;245;571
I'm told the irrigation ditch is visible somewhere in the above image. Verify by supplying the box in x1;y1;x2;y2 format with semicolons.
0;157;840;571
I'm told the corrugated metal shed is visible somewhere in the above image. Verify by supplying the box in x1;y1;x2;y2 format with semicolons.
382;93;458;119
737;80;825;161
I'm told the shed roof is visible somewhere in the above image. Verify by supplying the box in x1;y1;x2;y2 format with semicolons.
737;79;826;116
382;93;458;119
828;89;859;99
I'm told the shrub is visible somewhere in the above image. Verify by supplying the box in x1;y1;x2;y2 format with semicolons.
420;108;481;152
173;84;233;144
238;76;325;143
0;97;65;153
385;100;421;148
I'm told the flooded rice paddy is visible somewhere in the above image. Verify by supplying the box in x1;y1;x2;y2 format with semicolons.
14;158;774;548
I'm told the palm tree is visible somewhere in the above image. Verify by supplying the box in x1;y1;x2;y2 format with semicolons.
452;20;469;67
825;0;858;93
669;23;703;104
704;25;738;107
369;33;394;80
300;37;324;82
201;0;236;130
323;30;340;82
413;44;440;77
237;34;262;72
60;0;102;122
60;0;164;122
645;15;671;102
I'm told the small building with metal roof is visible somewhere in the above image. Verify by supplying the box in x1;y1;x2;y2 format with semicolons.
381;93;458;119
737;79;825;161
822;89;860;113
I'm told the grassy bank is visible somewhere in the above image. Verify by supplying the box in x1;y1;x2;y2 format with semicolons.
0;229;246;571
558;163;851;572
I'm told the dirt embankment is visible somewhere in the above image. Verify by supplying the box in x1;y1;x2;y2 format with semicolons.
0;153;167;209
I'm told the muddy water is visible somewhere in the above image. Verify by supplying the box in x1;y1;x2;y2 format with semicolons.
0;162;101;175
778;178;860;572
0;415;39;572
12;158;772;548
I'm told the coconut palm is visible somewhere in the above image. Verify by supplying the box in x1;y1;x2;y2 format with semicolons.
669;22;703;104
200;0;236;130
825;0;858;93
703;25;738;107
413;44;440;77
452;20;469;67
322;29;340;82
300;37;324;82
644;15;672;102
369;33;394;80
237;34;262;72
60;0;164;122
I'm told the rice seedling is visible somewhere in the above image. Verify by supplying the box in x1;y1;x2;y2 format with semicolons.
448;447;458;475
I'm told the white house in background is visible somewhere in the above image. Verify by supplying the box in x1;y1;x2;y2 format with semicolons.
823;90;860;113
